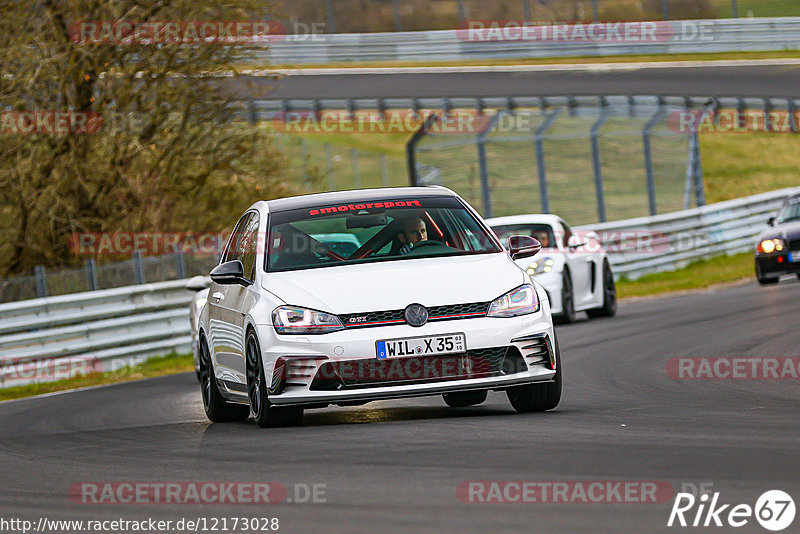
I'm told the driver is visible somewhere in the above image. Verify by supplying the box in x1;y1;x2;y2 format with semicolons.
398;216;427;255
534;231;550;249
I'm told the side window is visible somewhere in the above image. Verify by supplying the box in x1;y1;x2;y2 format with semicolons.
222;213;251;264
234;213;260;281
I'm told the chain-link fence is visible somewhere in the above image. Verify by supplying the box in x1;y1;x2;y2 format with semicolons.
273;133;409;192
409;97;701;223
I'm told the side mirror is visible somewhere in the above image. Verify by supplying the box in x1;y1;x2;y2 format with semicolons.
186;275;210;292
508;235;541;260
767;216;776;226
210;260;250;286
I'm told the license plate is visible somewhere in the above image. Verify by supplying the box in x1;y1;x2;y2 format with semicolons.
376;333;466;359
791;251;800;262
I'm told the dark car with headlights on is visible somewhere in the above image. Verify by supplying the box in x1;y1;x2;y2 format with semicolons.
755;192;800;285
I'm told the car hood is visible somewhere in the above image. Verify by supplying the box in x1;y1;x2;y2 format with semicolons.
757;221;800;243
261;253;525;314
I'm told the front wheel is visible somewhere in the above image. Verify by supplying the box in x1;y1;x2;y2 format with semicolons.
443;390;488;408
506;334;562;413
246;331;304;428
554;271;576;324
587;260;617;318
199;334;249;423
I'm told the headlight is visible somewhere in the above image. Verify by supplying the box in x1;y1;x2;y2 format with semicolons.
272;306;344;335
526;257;555;276
487;284;540;317
758;239;784;254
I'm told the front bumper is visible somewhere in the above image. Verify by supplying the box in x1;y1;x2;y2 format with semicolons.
755;253;800;278
256;313;557;407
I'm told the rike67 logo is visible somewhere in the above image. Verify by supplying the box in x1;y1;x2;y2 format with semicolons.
668;490;795;531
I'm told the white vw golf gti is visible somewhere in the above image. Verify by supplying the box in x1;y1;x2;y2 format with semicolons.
198;187;561;427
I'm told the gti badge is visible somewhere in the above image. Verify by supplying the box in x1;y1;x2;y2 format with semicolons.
404;304;429;327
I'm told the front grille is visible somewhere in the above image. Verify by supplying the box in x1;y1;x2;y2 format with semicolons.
789;238;800;251
339;310;406;328
428;302;490;318
309;346;527;391
340;301;490;329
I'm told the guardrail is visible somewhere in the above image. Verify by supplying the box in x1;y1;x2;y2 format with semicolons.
252;95;800;127
259;17;800;63
0;280;195;389
575;187;798;280
0;187;795;388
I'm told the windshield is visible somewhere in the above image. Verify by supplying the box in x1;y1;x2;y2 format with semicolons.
776;196;800;224
266;196;502;272
491;224;557;250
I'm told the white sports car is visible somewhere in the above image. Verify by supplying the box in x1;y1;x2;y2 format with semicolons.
197;187;562;427
487;214;616;323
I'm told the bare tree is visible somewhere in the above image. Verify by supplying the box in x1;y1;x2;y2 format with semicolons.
0;0;293;275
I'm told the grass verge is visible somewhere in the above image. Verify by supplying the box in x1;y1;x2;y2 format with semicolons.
616;251;753;298
701;133;800;204
0;352;194;402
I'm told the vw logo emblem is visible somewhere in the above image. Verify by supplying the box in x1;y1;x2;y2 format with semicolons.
404;304;429;327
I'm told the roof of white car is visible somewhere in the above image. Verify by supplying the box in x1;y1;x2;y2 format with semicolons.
259;186;457;213
485;214;564;227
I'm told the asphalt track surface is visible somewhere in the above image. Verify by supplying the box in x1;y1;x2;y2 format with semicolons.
1;278;799;533
252;62;800;100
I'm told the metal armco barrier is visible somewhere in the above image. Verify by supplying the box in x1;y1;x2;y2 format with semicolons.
0;280;197;389
575;187;798;280
258;17;800;63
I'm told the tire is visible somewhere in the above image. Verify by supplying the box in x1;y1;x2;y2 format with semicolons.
506;333;562;413
246;330;304;428
198;334;250;423
587;260;617;318
554;271;576;324
755;261;779;285
443;390;488;408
